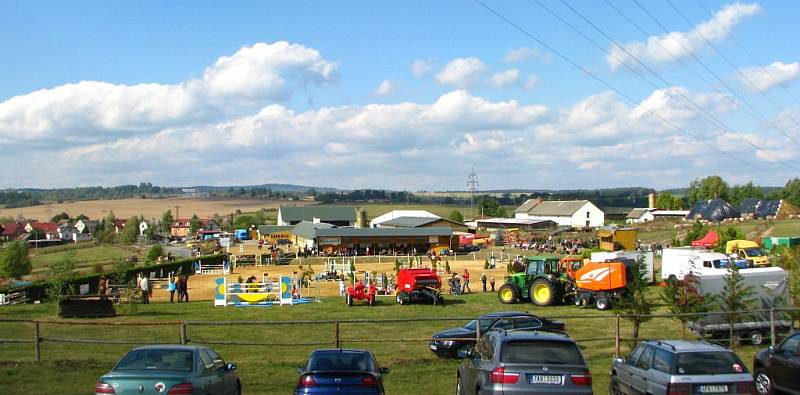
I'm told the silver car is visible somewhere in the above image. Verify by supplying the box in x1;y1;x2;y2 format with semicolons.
456;330;593;394
610;340;756;395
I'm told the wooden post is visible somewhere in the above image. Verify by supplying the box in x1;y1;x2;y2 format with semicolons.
34;321;41;363
180;322;187;345
615;314;621;358
770;308;777;348
334;322;340;348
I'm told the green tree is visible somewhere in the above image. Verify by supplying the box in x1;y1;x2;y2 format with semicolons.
161;209;174;234
74;214;89;221
50;212;70;223
660;273;705;337
711;265;755;350
28;228;46;240
781;178;800;208
146;244;164;262
120;216;140;245
773;246;800;307
48;251;76;301
189;214;202;234
103;210;117;232
682;220;709;246
728;182;764;207
714;226;745;253
613;257;653;344
0;241;32;281
448;210;464;223
687;176;730;205
477;196;507;218
655;191;684;210
234;215;255;229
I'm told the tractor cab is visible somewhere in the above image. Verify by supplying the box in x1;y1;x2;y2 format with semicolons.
524;257;561;277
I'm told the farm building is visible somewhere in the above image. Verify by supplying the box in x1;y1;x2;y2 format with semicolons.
369;210;440;228
604;207;634;222
474;218;557;231
596;227;637;251
378;216;468;232
257;225;294;243
291;221;336;250
277;206;356;226
514;199;604;228
313;227;456;255
627;208;690;223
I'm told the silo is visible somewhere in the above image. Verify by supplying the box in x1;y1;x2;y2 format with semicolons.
356;208;368;228
648;193;656;209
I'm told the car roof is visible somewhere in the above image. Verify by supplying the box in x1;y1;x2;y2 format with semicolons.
479;311;535;319
130;345;206;352
643;340;729;353
490;329;572;342
311;348;372;354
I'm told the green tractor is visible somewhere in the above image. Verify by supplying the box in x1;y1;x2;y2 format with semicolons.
497;256;571;306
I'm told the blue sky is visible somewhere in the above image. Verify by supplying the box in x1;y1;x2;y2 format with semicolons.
2;0;800;191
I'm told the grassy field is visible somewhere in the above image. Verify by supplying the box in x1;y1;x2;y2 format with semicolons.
0;289;769;395
28;245;134;278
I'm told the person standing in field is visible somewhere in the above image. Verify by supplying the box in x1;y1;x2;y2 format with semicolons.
180;276;189;303
138;273;149;304
480;272;487;293
462;269;471;294
490;276;495;292
168;276;177;303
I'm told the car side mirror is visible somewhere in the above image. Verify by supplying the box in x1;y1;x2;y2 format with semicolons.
226;363;237;371
457;348;473;359
768;345;775;352
614;357;624;364
379;367;390;375
297;367;304;375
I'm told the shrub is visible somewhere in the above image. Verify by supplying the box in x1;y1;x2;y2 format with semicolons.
146;244;164;262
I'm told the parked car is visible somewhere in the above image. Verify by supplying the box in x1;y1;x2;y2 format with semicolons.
456;329;592;395
95;345;240;395
295;348;389;395
429;311;565;358
610;340;754;395
753;331;800;395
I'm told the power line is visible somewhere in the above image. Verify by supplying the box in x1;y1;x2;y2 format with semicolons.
551;0;800;172
470;0;768;174
658;0;800;145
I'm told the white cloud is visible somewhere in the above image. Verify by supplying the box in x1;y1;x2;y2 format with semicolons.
607;2;761;70
504;47;549;63
737;61;800;92
524;74;540;90
0;41;337;143
487;69;520;88
435;57;487;87
410;59;434;77
373;80;398;97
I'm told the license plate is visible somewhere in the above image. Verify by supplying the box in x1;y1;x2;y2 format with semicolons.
698;384;728;393
528;374;562;385
429;345;437;351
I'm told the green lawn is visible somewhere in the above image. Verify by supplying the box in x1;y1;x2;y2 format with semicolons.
28;245;133;276
767;219;800;237
0;289;769;395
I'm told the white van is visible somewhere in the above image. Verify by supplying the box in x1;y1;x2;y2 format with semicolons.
661;247;732;281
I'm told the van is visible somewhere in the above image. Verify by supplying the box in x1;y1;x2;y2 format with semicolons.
725;240;769;267
661;247;732;282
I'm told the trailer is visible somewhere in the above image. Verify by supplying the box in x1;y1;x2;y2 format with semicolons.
395;268;444;305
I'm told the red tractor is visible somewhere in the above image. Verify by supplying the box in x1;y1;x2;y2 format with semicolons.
395;268;444;305
345;281;377;306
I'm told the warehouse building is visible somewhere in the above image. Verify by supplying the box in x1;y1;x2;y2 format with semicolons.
277;206;356;226
514;199;604;228
313;227;456;255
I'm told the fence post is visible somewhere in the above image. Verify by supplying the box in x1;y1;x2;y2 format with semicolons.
770;308;777;348
180;322;187;345
615;314;621;358
334;321;340;348
34;321;41;363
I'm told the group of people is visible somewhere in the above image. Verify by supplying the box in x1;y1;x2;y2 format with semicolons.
449;269;496;294
167;275;190;303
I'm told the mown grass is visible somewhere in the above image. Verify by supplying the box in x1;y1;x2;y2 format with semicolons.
29;245;132;276
0;289;768;395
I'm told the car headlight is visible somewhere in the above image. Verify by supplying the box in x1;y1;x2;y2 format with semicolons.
441;340;455;346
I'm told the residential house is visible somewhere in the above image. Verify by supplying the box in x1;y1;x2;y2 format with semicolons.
514;199;604;228
24;222;60;240
626;208;655;224
170;218;220;238
277;206;355;226
138;221;149;236
0;223;25;241
74;220;100;235
113;219;128;234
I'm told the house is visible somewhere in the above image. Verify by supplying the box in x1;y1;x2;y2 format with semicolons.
369;210;440;228
277;206;355;226
58;223;92;242
514;199;604;228
74;220;100;235
24;222;60;240
170;218;220;238
113;219;128;234
626;208;655;224
138;221;149;236
0;223;25;241
377;216;469;232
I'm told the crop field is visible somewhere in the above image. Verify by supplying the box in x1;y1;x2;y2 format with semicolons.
28;245;134;278
0;197;311;222
0;289;769;395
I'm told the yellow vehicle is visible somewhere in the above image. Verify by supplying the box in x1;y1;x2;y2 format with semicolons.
725;240;769;267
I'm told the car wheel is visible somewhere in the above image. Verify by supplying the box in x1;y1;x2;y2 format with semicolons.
749;330;764;346
236;383;242;395
754;368;773;395
609;375;621;395
456;374;463;395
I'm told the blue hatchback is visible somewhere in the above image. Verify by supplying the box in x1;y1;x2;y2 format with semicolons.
295;349;389;395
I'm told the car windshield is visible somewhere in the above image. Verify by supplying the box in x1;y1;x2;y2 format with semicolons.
308;351;377;372
675;352;747;375
463;319;495;332
744;248;763;256
500;340;584;365
115;349;194;372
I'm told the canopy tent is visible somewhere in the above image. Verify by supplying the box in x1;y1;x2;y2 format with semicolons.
691;230;719;248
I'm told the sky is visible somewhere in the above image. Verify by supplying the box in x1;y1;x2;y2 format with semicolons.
2;0;800;191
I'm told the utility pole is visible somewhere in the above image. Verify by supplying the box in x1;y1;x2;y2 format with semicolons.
467;167;479;220
174;206;180;222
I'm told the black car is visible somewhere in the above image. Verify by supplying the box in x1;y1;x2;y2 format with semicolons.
295;348;389;395
429;311;565;358
753;331;800;395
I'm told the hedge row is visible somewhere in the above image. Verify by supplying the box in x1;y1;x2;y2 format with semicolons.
1;254;227;302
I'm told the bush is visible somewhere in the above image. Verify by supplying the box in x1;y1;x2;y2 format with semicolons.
146;244;164;262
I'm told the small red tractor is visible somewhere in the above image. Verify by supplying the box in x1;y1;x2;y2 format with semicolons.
395;268;444;305
345;281;377;306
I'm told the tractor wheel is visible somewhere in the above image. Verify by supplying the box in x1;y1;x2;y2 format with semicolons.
396;292;406;305
594;294;611;310
497;284;518;304
529;279;556;306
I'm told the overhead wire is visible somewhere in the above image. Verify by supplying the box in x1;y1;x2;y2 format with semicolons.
470;0;769;173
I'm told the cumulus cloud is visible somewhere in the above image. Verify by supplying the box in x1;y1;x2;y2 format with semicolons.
607;2;761;70
0;41;337;143
373;80;398;97
410;59;434;77
435;57;487;87
487;69;520;88
504;47;549;63
737;61;800;92
524;74;540;90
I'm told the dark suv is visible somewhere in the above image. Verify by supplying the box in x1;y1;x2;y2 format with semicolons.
456;330;592;394
610;340;755;395
753;331;800;395
429;311;565;358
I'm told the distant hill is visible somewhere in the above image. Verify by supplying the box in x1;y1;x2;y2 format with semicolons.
193;184;340;193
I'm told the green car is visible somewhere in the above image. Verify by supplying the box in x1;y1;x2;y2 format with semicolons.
95;345;241;395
